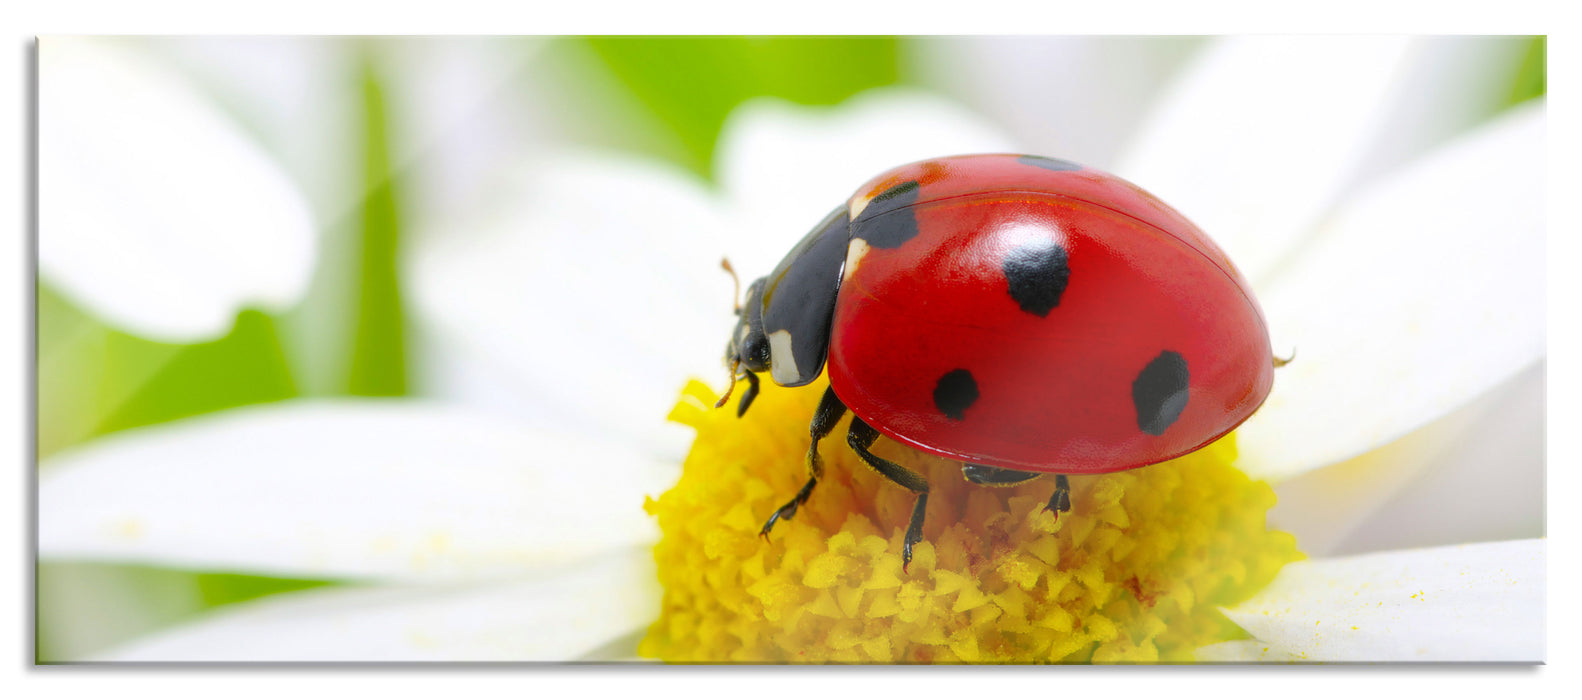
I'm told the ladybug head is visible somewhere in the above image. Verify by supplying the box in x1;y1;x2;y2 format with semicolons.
725;276;772;375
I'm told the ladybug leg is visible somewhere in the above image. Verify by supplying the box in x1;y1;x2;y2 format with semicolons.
962;465;1069;520
847;417;931;570
735;371;761;418
1044;474;1072;513
759;387;847;538
961;464;1043;487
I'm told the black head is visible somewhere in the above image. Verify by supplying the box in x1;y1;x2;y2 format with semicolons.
725;277;771;374
718;276;771;416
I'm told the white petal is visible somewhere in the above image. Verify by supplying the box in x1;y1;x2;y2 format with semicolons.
131;37;362;395
1193;640;1303;663
1236;102;1545;482
409;152;732;461
39;401;675;582
1265;384;1487;559
910;36;1203;170
40;37;316;342
1217;539;1544;662
98;548;658;661
715;89;1017;278
377;38;553;230
136;37;360;223
1117;36;1416;286
1272;362;1545;557
1336;362;1545;554
1344;37;1537;191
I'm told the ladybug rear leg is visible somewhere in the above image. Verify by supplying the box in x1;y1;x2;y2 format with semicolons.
961;464;1043;487
963;465;1071;517
847;417;931;570
759;387;847;538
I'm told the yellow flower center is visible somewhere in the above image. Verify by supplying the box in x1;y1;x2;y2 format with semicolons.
640;376;1302;663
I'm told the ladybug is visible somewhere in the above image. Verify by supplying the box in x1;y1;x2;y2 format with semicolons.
720;154;1279;567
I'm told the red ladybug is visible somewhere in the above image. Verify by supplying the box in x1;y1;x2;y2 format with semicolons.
721;154;1277;566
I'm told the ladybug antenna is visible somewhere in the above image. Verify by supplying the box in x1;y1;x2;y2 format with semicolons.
715;359;741;408
1273;348;1296;368
721;257;741;314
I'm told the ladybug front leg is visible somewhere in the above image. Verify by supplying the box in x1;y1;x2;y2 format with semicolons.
735;371;761;417
759;387;847;538
847;417;931;570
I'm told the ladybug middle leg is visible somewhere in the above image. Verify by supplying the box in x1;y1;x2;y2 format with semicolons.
962;465;1071;514
759;387;847;538
847;417;931;569
1047;474;1072;514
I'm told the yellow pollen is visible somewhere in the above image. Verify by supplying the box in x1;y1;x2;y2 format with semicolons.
641;377;1302;663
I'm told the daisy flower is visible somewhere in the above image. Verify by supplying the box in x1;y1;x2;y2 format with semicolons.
37;37;1544;662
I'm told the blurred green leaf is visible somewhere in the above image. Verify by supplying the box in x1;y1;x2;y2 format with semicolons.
585;37;901;179
1507;36;1546;108
96;311;297;436
193;571;336;608
37;286;297;458
347;57;408;396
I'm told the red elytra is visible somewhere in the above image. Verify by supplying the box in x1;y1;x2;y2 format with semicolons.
720;153;1277;564
828;154;1274;473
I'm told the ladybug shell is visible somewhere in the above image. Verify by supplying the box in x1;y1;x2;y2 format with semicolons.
826;155;1273;474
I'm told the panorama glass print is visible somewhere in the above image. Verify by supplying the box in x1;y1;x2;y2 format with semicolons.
36;35;1546;663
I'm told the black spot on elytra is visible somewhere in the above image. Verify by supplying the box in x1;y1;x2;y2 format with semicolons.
854;180;921;249
933;369;979;421
1133;351;1189;436
1003;239;1071;317
1017;155;1083;172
